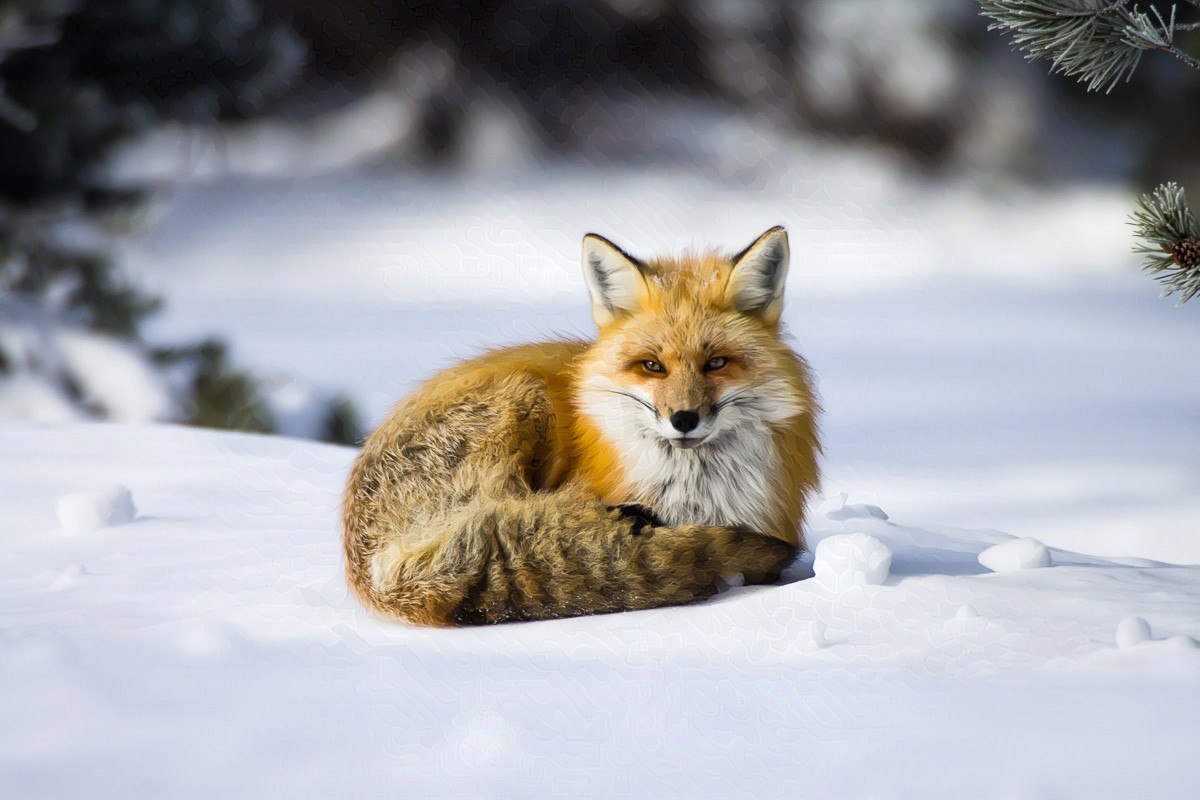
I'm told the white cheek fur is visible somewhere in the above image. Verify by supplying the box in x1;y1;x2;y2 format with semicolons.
577;375;802;533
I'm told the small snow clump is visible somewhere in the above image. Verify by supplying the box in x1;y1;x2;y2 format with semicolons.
978;537;1051;573
56;485;137;535
824;492;890;521
813;533;893;591
1115;616;1152;650
954;604;979;621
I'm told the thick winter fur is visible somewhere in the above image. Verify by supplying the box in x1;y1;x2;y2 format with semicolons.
343;227;821;626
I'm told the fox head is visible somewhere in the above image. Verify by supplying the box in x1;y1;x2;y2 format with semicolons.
576;226;808;454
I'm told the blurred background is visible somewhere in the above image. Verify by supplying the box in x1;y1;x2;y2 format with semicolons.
2;0;1199;558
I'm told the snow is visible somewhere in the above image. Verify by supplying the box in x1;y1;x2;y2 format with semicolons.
0;297;175;424
1116;615;1152;650
978;537;1053;573
812;532;894;589
55;485;136;535
8;111;1200;794
4;421;1200;798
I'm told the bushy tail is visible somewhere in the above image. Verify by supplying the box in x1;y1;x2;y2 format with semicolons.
346;489;796;626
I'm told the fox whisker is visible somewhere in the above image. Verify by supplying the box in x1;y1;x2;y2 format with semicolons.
606;389;658;414
715;389;753;411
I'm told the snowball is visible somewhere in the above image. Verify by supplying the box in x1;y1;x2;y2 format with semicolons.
978;537;1051;573
1116;616;1152;650
56;485;137;535
954;604;979;621
813;533;893;591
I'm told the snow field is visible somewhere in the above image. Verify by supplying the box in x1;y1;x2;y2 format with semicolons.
4;421;1200;798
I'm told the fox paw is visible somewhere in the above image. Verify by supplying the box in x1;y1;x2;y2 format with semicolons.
608;503;664;536
730;527;799;584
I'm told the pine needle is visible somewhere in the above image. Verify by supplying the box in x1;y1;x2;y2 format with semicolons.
1130;183;1200;303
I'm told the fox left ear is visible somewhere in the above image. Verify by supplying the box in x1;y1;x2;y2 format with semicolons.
726;226;789;324
582;233;649;327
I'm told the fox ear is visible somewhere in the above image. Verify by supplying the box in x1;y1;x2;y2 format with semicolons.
582;233;649;327
726;226;789;324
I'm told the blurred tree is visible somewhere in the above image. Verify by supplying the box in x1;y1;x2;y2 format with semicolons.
981;0;1200;302
0;0;360;440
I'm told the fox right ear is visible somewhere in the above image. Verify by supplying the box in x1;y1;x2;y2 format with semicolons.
582;233;649;327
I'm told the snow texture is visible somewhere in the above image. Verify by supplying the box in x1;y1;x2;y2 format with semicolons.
978;537;1053;573
4;422;1200;799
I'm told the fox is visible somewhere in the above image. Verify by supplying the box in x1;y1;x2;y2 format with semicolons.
342;226;820;626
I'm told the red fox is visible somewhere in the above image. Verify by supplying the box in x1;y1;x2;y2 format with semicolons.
342;226;820;625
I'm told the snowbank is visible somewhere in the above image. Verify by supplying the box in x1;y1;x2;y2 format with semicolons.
3;421;1199;798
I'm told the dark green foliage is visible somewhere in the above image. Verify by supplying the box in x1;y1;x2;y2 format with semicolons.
322;394;362;446
0;217;159;338
0;0;302;205
0;0;359;439
179;340;276;434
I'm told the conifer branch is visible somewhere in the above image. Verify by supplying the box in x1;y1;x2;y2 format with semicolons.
1130;183;1200;303
979;0;1200;92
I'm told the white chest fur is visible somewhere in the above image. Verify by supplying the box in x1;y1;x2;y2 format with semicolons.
623;426;779;534
577;374;803;536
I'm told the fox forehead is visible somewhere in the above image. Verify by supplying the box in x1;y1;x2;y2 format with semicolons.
609;315;746;361
638;250;741;310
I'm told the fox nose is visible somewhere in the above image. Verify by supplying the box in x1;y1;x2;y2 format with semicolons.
669;410;700;433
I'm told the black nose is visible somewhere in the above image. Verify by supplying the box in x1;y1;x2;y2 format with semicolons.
669;410;700;433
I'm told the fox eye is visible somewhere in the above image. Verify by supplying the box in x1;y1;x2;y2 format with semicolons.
704;356;729;372
641;360;665;374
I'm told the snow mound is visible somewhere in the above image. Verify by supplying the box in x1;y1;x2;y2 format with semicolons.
978;537;1051;573
824;492;890;521
56;485;137;535
813;532;893;590
1116;616;1152;650
954;604;980;621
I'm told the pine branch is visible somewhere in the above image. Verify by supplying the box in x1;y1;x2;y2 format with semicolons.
979;0;1200;92
1123;4;1200;70
1130;183;1200;303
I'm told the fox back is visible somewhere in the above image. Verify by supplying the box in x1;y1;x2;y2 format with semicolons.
343;227;819;626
